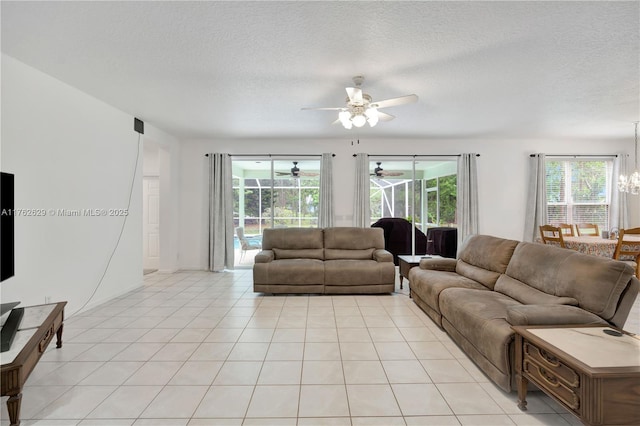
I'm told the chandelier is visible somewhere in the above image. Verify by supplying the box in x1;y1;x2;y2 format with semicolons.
618;121;640;194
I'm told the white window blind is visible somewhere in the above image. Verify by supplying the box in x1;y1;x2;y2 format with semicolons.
545;159;612;231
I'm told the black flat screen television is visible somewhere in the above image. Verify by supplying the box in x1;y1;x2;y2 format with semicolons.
0;172;21;352
1;171;15;281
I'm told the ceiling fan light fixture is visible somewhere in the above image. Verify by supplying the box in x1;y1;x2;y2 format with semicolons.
365;107;379;127
291;161;300;178
307;75;418;130
338;110;352;129
352;114;367;128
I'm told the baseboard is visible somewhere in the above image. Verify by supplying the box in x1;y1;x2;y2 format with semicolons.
175;267;208;271
68;281;143;318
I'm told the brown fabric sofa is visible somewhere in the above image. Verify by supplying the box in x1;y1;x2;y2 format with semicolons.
409;234;640;392
253;227;396;294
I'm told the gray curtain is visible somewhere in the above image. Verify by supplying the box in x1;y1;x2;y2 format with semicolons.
610;153;628;231
353;153;370;227
523;154;547;242
318;153;334;228
457;153;479;251
208;153;234;271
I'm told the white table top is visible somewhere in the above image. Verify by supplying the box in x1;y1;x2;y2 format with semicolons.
397;254;444;263
0;304;57;365
529;327;640;368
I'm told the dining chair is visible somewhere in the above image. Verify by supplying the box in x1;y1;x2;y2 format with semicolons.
575;223;599;237
236;227;261;261
613;227;640;276
539;225;566;248
555;223;575;237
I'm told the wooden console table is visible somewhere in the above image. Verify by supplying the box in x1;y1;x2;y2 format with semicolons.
1;302;67;426
513;325;640;426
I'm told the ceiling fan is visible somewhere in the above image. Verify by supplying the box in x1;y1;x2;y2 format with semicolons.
275;161;319;178
302;75;418;129
371;162;404;177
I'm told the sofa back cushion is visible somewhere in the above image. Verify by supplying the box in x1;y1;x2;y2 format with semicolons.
272;248;324;260
495;275;578;305
455;235;520;289
325;248;375;260
505;242;634;321
455;260;501;289
262;228;324;251
324;227;384;260
324;227;385;256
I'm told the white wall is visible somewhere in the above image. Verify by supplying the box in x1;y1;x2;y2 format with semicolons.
178;137;640;270
0;55;178;316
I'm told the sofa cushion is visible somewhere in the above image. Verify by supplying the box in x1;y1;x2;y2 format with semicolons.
324;227;385;250
261;228;324;250
253;259;324;286
273;248;324;260
494;275;578;306
506;305;608;326
455;260;501;290
324;259;395;286
439;288;521;374
254;250;274;263
325;248;374;260
373;249;394;263
419;257;457;271
408;269;490;316
506;242;634;320
456;235;520;289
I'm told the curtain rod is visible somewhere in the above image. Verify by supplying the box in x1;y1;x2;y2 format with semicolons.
352;154;480;157
529;154;618;158
204;153;335;157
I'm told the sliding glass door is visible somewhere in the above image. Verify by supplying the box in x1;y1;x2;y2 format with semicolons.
369;159;416;224
271;160;320;228
232;158;320;266
369;158;457;232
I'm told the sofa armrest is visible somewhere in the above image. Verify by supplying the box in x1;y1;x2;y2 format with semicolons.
506;304;608;327
373;249;394;263
419;257;457;272
254;250;275;263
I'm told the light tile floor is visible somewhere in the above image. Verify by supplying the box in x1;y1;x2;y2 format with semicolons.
2;269;638;426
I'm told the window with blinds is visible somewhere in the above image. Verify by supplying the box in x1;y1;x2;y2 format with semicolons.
546;159;612;231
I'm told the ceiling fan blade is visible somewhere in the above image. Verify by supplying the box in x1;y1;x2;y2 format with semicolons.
301;107;344;111
372;94;418;109
377;111;395;121
346;87;363;104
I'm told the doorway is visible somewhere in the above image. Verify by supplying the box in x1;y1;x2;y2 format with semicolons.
143;176;160;271
142;141;161;274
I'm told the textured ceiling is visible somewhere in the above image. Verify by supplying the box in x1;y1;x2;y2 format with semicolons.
2;1;638;140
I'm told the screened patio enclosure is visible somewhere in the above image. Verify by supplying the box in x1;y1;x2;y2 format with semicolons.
231;157;458;267
232;158;321;266
368;159;458;233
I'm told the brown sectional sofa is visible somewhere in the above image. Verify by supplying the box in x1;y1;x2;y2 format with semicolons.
409;234;639;392
253;227;396;294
